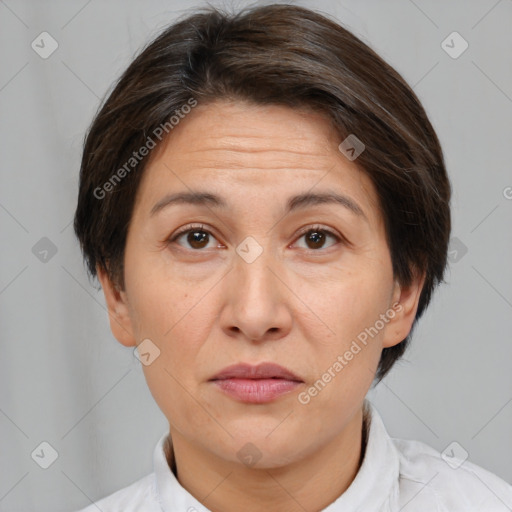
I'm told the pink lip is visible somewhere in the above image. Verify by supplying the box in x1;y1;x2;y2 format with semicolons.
210;363;303;404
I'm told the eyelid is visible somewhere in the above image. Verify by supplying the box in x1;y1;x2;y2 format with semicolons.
294;224;342;241
168;223;222;245
291;224;346;250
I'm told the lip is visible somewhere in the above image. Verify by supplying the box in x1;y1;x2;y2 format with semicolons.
210;363;303;404
211;362;302;381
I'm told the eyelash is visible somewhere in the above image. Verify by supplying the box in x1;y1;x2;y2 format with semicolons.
167;223;344;251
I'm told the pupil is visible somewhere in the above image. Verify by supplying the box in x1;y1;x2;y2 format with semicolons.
308;230;324;249
188;230;208;248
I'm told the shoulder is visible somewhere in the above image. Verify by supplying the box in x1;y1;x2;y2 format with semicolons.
75;472;159;512
392;437;512;511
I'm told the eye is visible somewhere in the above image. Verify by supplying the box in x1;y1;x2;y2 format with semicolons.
168;224;221;250
167;224;343;252
293;225;342;251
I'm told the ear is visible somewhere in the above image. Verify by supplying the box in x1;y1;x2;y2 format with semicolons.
96;265;137;347
382;270;426;349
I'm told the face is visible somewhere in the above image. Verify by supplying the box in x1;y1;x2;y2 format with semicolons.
98;100;423;469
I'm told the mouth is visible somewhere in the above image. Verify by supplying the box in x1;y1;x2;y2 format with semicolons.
209;362;304;404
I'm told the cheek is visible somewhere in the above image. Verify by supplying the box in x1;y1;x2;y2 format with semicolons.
127;275;209;407
128;266;200;338
301;267;392;346
137;299;213;431
296;283;386;414
142;363;210;439
295;268;392;409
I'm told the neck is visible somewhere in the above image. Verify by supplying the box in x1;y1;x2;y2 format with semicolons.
165;404;370;512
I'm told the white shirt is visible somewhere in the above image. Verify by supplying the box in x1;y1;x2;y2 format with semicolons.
77;401;512;511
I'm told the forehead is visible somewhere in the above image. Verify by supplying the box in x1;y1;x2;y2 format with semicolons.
135;100;381;226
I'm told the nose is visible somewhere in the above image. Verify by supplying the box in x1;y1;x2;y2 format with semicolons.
219;243;293;343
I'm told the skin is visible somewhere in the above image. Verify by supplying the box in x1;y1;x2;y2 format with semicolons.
97;99;425;512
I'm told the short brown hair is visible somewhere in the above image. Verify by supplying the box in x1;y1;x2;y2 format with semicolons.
73;3;451;382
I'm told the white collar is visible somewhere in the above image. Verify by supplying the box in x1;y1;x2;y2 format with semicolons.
153;399;400;512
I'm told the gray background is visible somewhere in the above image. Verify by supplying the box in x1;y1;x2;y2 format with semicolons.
0;0;511;511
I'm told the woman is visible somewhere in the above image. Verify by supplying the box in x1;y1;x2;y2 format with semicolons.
73;4;512;511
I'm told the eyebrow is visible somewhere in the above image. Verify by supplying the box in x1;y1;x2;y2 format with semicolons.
150;190;367;221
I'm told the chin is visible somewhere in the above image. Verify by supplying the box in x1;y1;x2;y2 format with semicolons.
213;424;313;468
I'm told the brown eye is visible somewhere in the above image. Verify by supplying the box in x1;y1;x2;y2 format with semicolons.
169;225;219;250
186;230;210;249
295;227;340;250
306;230;327;249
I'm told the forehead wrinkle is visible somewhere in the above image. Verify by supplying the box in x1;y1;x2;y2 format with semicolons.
182;129;332;153
186;146;326;156
171;148;335;173
167;162;334;174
